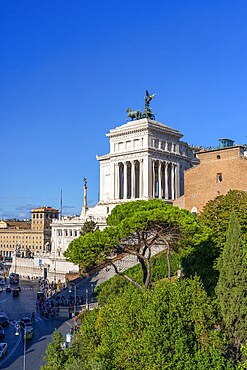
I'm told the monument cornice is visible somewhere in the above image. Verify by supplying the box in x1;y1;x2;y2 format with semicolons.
96;149;148;162
107;118;183;140
148;148;199;163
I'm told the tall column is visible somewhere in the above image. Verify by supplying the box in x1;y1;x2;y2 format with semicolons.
139;159;143;198
171;163;175;200
175;163;180;199
114;163;119;200
123;162;128;200
165;162;169;199
158;161;162;199
131;161;136;199
99;164;104;202
152;160;156;198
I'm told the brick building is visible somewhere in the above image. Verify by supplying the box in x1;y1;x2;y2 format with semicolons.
0;206;59;259
174;142;247;213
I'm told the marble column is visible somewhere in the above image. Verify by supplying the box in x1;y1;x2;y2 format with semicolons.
158;161;162;199
139;159;143;198
131;161;136;199
123;162;128;199
152;160;156;198
175;163;180;199
165;162;169;199
171;163;175;200
114;163;119;200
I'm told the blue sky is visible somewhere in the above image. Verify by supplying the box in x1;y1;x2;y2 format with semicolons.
1;0;247;219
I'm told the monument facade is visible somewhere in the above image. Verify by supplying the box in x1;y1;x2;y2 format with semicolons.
49;93;200;279
52;121;199;260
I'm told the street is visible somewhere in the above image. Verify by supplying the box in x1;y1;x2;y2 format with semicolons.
0;279;71;370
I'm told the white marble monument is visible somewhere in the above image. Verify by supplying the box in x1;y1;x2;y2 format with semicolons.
84;117;199;220
48;115;199;280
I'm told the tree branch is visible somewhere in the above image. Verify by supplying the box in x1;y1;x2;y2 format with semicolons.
107;259;144;291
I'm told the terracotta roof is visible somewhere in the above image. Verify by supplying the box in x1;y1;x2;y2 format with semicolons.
32;206;59;213
0;220;31;230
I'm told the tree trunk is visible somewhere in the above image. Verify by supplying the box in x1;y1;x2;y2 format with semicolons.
108;260;144;291
167;246;171;280
144;257;151;289
138;256;148;286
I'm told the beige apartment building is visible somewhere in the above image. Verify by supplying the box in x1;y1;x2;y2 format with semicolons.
0;207;59;259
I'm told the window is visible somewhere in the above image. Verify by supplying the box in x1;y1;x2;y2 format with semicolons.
152;139;159;148
126;141;132;149
217;173;223;183
217;155;221;159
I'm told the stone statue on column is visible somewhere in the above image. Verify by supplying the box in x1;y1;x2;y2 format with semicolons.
82;177;88;217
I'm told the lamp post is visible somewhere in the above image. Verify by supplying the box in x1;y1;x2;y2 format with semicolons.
68;282;77;315
86;288;88;309
91;283;94;303
15;321;26;370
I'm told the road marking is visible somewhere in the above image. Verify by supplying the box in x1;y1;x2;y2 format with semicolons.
35;317;44;322
0;330;22;367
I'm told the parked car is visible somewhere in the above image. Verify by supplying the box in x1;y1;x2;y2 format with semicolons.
16;318;34;339
9;273;19;284
0;316;9;327
0;325;4;338
16;317;32;329
22;317;32;325
0;343;7;358
0;287;3;293
12;289;19;297
25;325;33;339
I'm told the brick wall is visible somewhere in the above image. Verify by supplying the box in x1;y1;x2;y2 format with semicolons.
181;146;247;213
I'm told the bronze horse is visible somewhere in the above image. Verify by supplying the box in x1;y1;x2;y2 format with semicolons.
126;108;142;120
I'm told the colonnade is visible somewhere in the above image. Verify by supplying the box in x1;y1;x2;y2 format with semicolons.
114;159;180;201
152;160;180;200
115;159;143;200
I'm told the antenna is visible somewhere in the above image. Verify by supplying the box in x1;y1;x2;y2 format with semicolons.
60;189;63;220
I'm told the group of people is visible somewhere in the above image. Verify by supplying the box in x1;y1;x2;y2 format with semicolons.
35;280;86;318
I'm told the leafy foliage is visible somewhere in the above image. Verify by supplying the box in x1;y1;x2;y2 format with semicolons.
199;190;247;250
55;278;233;370
96;251;181;305
216;212;247;362
44;194;247;369
41;329;67;370
182;235;219;296
80;220;99;236
65;200;199;289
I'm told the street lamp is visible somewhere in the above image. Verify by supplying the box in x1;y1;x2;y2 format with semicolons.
15;321;26;370
86;288;88;309
91;283;94;303
68;282;77;315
